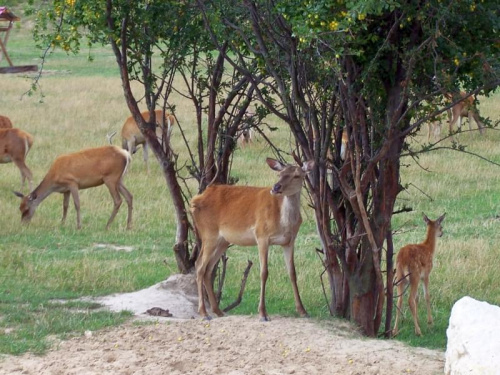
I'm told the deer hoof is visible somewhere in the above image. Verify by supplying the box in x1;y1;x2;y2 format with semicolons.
259;316;271;322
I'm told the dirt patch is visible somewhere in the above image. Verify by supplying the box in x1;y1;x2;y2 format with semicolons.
0;274;444;374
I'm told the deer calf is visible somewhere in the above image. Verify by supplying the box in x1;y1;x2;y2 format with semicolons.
0;115;13;129
0;128;34;191
191;157;314;321
121;109;176;173
393;213;446;336
14;145;133;230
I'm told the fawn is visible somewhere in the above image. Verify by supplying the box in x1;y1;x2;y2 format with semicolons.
393;213;446;336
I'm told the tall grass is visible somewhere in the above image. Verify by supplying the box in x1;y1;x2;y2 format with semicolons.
1;10;500;354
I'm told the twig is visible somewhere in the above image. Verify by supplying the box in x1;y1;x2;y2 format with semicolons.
223;260;253;313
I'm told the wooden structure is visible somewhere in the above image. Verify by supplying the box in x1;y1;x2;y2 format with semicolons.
0;6;37;74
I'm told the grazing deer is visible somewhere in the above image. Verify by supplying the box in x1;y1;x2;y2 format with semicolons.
14;145;133;230
191;157;314;321
426;92;484;140
447;92;484;134
393;213;446;336
121;109;176;173
0;115;13;129
0;128;34;191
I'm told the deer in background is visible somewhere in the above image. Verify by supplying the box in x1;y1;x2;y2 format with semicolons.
191;157;314;321
427;92;484;140
14;145;133;230
393;213;446;336
447;92;484;134
0;115;13;129
237;111;255;148
0;128;34;191
120;109;176;174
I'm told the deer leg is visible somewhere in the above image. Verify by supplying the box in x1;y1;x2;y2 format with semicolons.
472;112;485;134
196;239;218;320
448;112;459;134
422;274;433;326
69;186;81;229
12;158;33;192
257;240;270;321
408;279;422;336
104;180;123;230
118;183;133;230
283;244;308;317
62;191;70;224
203;241;229;317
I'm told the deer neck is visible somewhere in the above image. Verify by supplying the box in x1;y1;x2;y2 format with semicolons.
30;178;55;206
280;192;302;229
423;226;438;255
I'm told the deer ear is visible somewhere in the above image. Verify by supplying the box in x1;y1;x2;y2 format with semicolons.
437;213;446;224
266;158;285;171
422;213;430;224
302;160;315;173
13;191;24;199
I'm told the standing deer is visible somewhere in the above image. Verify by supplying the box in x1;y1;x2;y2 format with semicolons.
0;128;34;191
191;157;314;321
14;145;133;230
0;115;13;129
120;109;176;173
237;111;255;148
393;213;446;336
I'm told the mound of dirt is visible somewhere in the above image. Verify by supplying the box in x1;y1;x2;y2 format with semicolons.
0;274;444;375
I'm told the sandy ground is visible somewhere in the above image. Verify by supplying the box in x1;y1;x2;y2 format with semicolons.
0;274;444;375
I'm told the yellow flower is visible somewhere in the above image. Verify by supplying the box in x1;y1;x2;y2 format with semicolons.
454;57;460;66
329;20;339;31
358;13;366;21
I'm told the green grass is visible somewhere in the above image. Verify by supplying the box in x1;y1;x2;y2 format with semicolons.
1;9;500;355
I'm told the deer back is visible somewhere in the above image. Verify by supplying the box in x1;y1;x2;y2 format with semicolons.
191;185;295;247
0;128;33;163
45;146;130;189
0;115;13;129
121;110;175;144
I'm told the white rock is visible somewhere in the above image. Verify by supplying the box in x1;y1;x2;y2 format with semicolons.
445;296;500;375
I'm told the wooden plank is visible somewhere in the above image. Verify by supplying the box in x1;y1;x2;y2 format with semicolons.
0;65;38;74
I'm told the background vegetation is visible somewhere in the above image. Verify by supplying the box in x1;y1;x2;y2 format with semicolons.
1;3;499;354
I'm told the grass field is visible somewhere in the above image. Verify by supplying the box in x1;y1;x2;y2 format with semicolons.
1;8;500;355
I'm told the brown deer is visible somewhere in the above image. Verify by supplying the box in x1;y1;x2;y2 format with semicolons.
190;157;314;321
0;128;34;191
393;213;446;336
120;109;176;173
14;145;133;230
427;92;484;140
0;115;13;129
447;92;484;134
